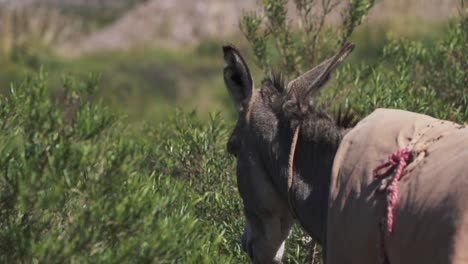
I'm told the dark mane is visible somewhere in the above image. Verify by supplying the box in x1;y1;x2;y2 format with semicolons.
333;105;358;129
262;71;286;93
262;71;358;129
270;71;286;93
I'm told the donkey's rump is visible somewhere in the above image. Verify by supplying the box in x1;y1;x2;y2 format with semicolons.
326;108;468;264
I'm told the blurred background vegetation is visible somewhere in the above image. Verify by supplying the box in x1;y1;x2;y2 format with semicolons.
0;0;466;263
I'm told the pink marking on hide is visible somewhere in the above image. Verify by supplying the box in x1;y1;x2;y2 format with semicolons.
373;149;411;233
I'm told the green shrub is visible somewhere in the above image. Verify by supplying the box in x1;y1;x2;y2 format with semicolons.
320;15;467;123
240;0;375;77
0;72;237;263
241;1;467;123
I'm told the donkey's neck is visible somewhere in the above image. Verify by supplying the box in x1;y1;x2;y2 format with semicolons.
276;117;345;245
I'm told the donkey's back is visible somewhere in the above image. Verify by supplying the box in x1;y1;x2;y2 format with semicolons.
327;108;468;264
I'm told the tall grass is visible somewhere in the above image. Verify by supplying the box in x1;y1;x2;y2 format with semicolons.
0;72;240;263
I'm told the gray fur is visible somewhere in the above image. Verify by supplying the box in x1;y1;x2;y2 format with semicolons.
223;44;354;263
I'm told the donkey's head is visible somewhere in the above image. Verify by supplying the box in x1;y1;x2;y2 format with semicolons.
223;43;354;263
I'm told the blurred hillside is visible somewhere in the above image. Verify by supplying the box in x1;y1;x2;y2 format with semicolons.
0;0;145;8
65;0;460;55
0;0;463;123
1;0;460;55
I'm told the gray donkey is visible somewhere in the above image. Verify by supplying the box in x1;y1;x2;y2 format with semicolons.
222;43;468;264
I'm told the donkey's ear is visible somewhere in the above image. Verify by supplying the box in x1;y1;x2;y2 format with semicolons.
284;43;355;117
223;45;253;113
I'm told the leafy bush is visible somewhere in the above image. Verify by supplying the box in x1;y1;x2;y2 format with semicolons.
0;72;237;263
321;15;467;123
240;0;375;77
241;0;467;123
